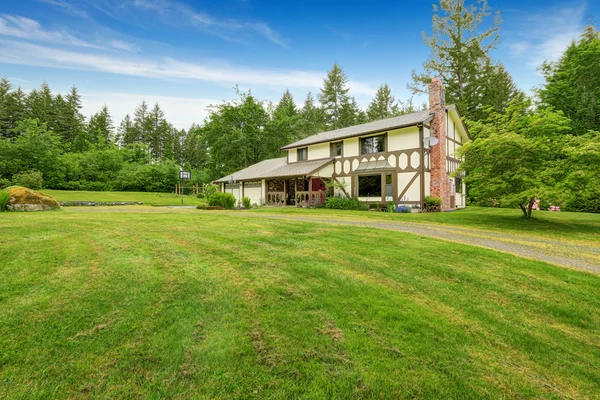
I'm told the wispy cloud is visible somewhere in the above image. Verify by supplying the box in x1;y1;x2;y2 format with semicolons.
110;39;139;52
0;39;376;96
37;0;89;18
131;0;288;47
506;3;587;69
0;14;102;49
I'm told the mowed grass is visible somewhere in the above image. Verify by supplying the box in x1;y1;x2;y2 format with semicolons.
251;206;600;244
42;189;205;206
1;209;600;399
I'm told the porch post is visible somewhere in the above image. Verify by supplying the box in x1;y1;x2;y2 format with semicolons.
283;179;287;206
294;178;297;205
241;181;244;200
309;177;313;207
381;173;386;203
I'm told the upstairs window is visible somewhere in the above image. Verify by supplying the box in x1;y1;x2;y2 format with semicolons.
297;147;308;161
331;141;343;157
360;134;385;155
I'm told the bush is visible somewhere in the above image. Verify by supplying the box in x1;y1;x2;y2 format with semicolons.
242;196;251;209
386;201;395;212
394;205;411;213
423;195;442;212
0;178;11;189
325;196;369;211
563;192;600;214
208;192;236;210
12;170;44;190
0;190;8;212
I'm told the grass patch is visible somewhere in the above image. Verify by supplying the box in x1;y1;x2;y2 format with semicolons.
250;206;600;244
1;209;599;398
43;189;206;207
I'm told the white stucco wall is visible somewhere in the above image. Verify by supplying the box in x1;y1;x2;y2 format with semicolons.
288;149;297;163
397;172;420;203
387;126;420;151
333;175;352;197
314;163;334;178
344;137;359;157
307;142;330;160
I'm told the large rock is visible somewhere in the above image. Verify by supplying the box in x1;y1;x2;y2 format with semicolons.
7;186;60;211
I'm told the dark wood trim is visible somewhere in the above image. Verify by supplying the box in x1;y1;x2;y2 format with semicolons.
398;171;420;201
381;173;386;203
418;124;425;209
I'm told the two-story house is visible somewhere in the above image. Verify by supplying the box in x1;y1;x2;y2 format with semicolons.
214;78;470;211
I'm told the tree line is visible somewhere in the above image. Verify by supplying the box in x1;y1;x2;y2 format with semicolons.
0;62;424;191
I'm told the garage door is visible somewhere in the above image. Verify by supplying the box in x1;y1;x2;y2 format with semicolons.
224;183;241;204
243;181;263;206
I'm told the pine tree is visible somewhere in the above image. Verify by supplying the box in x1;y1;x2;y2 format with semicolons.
132;100;149;144
0;84;25;139
367;84;400;121
298;91;325;138
410;0;518;121
63;86;86;148
25;82;55;129
118;114;135;146
147;102;166;159
340;96;366;127
270;89;300;148
318;63;351;129
87;105;115;147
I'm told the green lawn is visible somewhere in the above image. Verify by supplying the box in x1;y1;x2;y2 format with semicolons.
250;206;600;244
1;208;599;398
42;189;205;206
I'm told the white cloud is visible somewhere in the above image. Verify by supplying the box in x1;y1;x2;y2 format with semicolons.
37;0;89;18
110;40;140;52
0;14;102;48
0;39;377;96
506;3;586;69
81;92;219;129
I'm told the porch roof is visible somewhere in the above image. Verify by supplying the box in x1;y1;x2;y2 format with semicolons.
214;157;333;183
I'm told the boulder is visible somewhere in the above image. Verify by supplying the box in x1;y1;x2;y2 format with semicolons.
7;186;60;211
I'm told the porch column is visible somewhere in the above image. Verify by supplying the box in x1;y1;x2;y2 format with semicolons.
241;181;244;200
283;179;287;206
294;178;298;206
381;173;386;203
309;177;313;207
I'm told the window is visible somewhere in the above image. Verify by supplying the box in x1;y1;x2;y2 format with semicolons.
360;134;385;155
331;141;343;157
297;147;307;161
386;174;393;197
455;177;463;194
358;175;382;197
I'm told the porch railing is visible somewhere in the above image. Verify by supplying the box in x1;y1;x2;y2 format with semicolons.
296;191;326;207
267;192;285;205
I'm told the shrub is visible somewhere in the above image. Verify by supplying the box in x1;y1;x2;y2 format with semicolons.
386;200;395;212
0;178;11;189
12;170;44;190
202;183;217;199
208;192;236;210
423;195;442;212
325;196;369;211
0;190;8;212
563;192;600;214
242;196;251;209
394;205;411;213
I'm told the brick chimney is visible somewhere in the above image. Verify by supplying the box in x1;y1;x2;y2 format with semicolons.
428;78;450;210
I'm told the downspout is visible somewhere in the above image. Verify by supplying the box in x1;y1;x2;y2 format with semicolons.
418;124;425;210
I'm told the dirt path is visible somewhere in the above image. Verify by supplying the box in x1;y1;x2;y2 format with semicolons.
236;213;600;274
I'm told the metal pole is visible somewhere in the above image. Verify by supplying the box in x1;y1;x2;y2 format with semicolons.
181;178;184;205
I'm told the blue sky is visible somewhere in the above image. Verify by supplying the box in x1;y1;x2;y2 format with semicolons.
0;0;597;129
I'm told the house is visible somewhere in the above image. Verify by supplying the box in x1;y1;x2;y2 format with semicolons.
214;78;470;211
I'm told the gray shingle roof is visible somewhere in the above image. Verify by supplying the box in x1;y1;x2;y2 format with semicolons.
215;157;333;183
281;110;434;150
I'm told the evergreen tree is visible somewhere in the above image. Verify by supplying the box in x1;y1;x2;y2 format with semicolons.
298;91;325;138
340;96;366;127
410;0;519;121
118;114;136;146
62;86;86;149
367;84;400;121
538;25;600;133
87;105;115;147
25;82;55;130
0;78;24;138
269;89;300;147
132;100;149;144
318;63;351;129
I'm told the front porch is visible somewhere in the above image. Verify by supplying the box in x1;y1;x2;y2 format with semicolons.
266;176;329;207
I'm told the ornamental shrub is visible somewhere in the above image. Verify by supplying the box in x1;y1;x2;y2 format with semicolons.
386;201;395;212
12;170;44;190
0;178;11;189
0;190;8;212
394;205;411;213
325;196;369;211
242;196;251;209
423;195;442;212
208;192;236;209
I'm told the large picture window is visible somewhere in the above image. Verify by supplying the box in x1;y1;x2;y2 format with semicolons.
358;175;382;197
297;147;308;161
360;134;385;155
